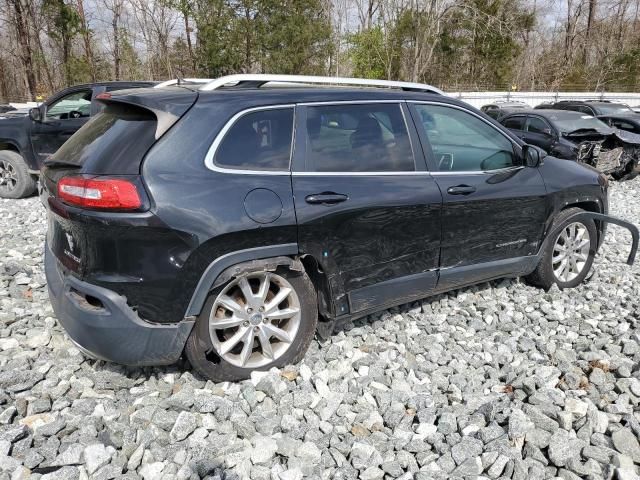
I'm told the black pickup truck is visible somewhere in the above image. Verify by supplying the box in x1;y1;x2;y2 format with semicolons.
0;81;155;198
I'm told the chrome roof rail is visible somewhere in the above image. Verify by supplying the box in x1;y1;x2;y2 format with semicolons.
155;78;215;88
198;74;443;95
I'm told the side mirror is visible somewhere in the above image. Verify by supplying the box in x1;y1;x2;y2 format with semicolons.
29;107;42;122
522;144;544;168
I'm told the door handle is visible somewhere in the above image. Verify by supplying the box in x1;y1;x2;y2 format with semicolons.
447;185;476;195
305;193;349;205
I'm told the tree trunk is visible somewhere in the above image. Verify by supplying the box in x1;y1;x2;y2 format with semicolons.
583;0;596;65
9;0;37;100
77;0;97;81
183;11;195;72
113;4;121;80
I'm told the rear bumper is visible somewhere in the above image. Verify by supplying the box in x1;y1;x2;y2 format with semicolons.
45;245;194;366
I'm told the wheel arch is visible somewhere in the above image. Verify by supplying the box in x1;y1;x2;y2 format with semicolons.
0;141;21;154
184;244;299;318
184;247;337;331
560;200;605;246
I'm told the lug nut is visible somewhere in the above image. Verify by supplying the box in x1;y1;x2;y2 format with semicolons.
247;307;253;313
243;321;249;327
263;318;269;323
254;326;259;332
259;306;265;312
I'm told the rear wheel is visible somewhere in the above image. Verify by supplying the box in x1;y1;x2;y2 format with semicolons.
526;207;597;290
0;151;37;199
185;268;317;382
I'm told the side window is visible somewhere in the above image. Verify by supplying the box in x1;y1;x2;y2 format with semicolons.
414;104;516;172
305;103;414;172
503;116;525;130
46;90;92;120
215;108;294;171
527;117;551;134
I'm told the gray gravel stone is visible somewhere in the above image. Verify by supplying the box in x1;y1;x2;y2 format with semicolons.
612;428;640;462
169;412;197;443
51;443;84;466
548;430;585;467
83;443;112;475
41;466;80;480
451;436;483;465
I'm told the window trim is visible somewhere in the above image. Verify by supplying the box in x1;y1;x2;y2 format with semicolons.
408;101;523;175
204;104;295;175
295;100;420;175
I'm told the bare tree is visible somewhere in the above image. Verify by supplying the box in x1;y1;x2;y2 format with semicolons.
5;0;37;99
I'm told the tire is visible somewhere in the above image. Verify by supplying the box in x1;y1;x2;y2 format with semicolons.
0;151;37;199
185;267;318;382
525;207;597;290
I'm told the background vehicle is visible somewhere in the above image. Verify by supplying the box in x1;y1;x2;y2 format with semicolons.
480;100;529;119
42;75;636;381
500;109;640;180
535;99;637;116
0;105;16;114
0;81;155;199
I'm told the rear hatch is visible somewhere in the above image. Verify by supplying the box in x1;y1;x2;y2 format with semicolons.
42;87;197;273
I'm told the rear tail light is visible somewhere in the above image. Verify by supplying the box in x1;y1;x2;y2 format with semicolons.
57;176;143;210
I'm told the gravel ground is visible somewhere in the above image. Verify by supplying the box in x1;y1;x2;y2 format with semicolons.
1;180;640;480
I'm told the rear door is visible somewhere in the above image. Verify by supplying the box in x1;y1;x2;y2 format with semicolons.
291;101;442;316
409;102;548;289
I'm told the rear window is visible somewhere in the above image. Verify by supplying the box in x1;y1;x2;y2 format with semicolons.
48;103;157;174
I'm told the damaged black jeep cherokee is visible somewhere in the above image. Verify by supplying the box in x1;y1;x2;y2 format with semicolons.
41;75;639;381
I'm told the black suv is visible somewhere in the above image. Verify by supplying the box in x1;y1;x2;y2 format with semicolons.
41;75;638;381
0;81;155;199
535;99;636;117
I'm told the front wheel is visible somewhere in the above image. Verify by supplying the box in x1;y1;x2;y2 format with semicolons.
526;207;597;290
185;268;317;382
0;151;37;199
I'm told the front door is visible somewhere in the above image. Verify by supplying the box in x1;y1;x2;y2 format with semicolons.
31;88;93;163
292;102;442;315
522;115;556;152
410;102;549;289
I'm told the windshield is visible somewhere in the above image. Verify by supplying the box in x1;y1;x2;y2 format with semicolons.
596;104;634;115
47;103;157;174
551;115;611;133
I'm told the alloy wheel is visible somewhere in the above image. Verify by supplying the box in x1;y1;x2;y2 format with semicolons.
208;272;301;368
552;222;591;282
0;160;18;194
